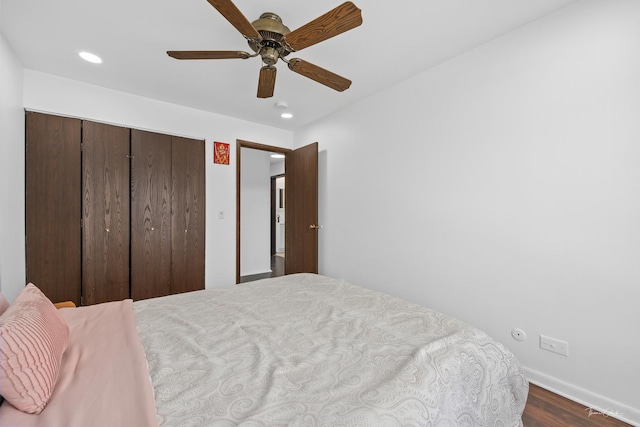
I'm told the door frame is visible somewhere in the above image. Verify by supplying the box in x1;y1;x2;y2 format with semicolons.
236;139;291;284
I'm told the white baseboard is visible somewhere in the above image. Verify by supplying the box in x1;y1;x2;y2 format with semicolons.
525;367;640;426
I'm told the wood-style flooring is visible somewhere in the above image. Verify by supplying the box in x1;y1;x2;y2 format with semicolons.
523;384;633;427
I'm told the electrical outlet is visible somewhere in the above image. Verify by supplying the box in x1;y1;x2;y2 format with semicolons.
540;335;569;357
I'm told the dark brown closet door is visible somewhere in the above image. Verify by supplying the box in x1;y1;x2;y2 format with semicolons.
171;136;205;294
26;112;82;305
130;130;172;300
82;121;130;305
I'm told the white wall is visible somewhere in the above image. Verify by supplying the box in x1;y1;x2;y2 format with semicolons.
3;70;293;299
240;148;272;276
270;159;284;177
295;0;640;424
0;30;26;302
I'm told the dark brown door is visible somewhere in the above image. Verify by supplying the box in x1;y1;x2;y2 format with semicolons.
82;121;130;305
130;130;172;300
171;136;205;294
285;142;319;274
25;112;82;305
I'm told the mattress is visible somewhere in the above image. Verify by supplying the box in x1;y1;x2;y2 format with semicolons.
134;273;528;426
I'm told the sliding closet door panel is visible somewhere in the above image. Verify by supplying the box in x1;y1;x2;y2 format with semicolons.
130;130;172;300
25;112;82;305
82;121;130;305
171;136;205;294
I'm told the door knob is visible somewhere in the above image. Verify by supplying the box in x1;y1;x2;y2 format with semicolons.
309;224;321;230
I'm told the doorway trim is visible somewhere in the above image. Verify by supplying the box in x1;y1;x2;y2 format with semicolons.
236;139;291;284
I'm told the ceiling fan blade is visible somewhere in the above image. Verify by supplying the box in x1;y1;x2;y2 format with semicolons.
167;50;251;60
257;66;277;98
287;58;351;92
205;0;261;41
283;2;362;52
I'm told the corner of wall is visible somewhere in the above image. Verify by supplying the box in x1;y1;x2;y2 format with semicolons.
0;33;26;302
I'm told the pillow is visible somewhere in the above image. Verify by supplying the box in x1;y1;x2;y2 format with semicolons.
0;293;9;315
0;283;70;414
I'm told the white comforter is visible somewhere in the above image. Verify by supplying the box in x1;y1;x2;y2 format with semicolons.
134;274;528;426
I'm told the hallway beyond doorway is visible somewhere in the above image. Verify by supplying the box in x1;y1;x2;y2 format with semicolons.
240;255;285;283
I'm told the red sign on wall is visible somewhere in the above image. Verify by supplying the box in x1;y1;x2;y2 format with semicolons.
214;142;230;165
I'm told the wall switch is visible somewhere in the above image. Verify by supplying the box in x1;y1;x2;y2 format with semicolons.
540;335;569;357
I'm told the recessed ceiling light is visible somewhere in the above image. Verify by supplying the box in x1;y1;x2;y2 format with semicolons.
280;112;293;119
79;51;102;64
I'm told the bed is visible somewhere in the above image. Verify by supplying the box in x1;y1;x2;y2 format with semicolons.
0;273;528;426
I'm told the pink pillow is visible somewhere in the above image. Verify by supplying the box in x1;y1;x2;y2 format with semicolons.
0;283;70;414
0;293;9;315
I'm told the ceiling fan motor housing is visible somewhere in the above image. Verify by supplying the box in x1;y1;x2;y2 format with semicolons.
249;13;291;65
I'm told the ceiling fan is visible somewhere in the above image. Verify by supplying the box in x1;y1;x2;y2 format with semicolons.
167;0;363;98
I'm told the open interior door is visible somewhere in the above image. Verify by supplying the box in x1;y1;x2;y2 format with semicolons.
285;142;319;274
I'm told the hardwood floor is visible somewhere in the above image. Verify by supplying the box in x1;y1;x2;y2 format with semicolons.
523;384;632;427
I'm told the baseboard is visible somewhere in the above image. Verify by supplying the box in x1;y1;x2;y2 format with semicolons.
525;367;640;426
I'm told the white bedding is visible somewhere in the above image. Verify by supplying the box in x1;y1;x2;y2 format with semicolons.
134;273;528;426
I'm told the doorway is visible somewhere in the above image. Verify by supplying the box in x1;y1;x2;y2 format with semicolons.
237;140;290;283
238;154;285;283
236;140;319;284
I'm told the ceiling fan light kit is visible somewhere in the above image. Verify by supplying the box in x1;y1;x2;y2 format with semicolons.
167;0;362;98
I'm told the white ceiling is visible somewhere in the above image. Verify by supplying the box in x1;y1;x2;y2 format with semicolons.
1;0;577;130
